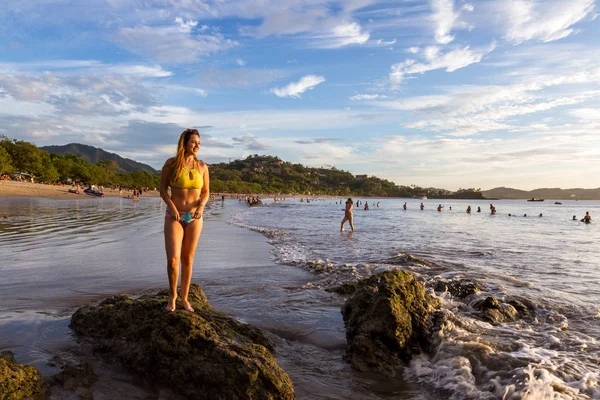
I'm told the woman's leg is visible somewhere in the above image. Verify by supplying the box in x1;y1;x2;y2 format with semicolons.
180;218;204;312
349;215;354;232
341;216;348;231
164;217;184;311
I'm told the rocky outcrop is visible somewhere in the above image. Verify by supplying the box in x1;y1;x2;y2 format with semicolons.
0;351;49;400
341;270;441;377
471;295;537;324
432;278;484;298
52;361;97;399
69;284;294;400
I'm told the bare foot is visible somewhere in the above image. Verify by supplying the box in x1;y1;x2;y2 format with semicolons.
181;300;195;312
166;296;177;312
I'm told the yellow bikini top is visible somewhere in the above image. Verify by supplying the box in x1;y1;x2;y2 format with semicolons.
170;166;203;190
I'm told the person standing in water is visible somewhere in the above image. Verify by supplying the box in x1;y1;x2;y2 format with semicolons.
341;198;354;232
160;129;210;312
467;206;471;213
420;202;424;210
403;202;407;210
582;212;592;223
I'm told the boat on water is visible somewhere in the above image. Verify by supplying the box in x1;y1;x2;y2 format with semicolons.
554;201;562;205
527;198;544;202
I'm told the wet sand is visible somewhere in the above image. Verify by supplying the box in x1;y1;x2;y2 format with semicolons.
0;181;159;199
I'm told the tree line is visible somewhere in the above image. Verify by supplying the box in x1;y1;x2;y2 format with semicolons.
0;137;483;198
0;136;159;189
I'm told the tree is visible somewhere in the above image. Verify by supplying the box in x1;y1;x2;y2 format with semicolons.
0;146;13;173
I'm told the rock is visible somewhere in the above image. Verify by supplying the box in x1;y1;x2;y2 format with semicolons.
341;270;441;377
53;361;97;399
432;278;484;298
470;294;537;324
69;284;294;400
325;281;358;295
471;296;519;324
0;350;50;400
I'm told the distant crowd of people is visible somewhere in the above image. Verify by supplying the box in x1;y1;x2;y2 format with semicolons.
334;200;593;231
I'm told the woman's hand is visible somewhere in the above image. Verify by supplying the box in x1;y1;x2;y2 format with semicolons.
169;205;180;221
194;204;205;219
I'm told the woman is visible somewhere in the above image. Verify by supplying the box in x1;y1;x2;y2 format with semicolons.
341;198;354;232
160;129;210;312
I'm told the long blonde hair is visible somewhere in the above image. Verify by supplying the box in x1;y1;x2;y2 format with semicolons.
171;129;200;183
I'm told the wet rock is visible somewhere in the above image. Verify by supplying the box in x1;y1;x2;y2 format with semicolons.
384;253;442;269
432;278;484;298
0;350;50;400
325;281;358;295
70;284;294;400
341;270;441;377
53;361;97;399
506;296;537;321
471;296;519;324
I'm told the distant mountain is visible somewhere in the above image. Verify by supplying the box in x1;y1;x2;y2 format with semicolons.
483;186;600;200
41;143;158;174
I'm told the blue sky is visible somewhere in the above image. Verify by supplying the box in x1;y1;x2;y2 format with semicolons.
1;0;599;190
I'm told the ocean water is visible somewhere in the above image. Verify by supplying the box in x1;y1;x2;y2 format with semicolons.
233;197;600;399
0;196;599;399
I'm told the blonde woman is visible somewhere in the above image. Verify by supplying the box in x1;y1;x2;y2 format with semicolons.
160;129;210;312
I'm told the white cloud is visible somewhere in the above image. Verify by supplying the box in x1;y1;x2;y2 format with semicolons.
431;0;473;44
270;75;326;98
376;38;396;45
350;94;387;101
235;58;246;66
108;65;173;77
570;108;600;121
407;46;420;54
390;44;494;84
503;0;595;44
174;17;198;32
431;0;458;44
232;132;270;150
311;22;370;48
114;21;238;63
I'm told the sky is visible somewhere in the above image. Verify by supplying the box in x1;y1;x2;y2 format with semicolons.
0;0;599;190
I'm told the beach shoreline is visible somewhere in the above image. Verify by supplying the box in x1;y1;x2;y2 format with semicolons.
0;181;160;200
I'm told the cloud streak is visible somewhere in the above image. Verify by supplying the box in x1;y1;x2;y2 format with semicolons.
270;75;326;98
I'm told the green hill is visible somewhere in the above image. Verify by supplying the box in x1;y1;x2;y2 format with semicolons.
483;187;600;200
40;143;157;174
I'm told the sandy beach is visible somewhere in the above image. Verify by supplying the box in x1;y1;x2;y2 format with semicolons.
0;181;160;199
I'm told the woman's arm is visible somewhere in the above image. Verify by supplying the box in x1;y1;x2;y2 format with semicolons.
160;159;179;217
194;163;210;218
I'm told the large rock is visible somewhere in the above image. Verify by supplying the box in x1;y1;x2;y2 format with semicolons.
0;351;50;400
70;284;294;400
341;270;441;377
471;295;537;324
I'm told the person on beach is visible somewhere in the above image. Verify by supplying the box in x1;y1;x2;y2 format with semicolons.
477;206;481;212
467;206;471;213
420;202;424;210
437;204;443;212
160;129;210;312
573;215;577;220
403;202;407;210
364;201;369;210
341;198;354;232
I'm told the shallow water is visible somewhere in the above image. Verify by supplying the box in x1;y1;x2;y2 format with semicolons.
233;197;600;399
1;196;599;399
